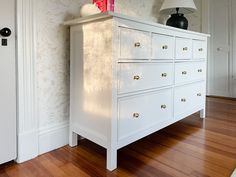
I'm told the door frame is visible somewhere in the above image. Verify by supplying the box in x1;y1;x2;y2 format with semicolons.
16;0;39;162
201;0;211;95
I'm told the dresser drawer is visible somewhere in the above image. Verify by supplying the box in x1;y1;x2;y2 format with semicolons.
152;34;174;60
176;38;192;59
193;40;207;59
118;89;173;140
175;62;206;84
118;63;174;94
174;82;205;116
120;28;151;59
193;62;206;80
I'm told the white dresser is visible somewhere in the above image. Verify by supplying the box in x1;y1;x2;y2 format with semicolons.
64;12;209;171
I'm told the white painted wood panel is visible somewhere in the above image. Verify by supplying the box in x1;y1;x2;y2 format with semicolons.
152;34;175;60
120;27;151;59
193;40;207;59
176;38;193;59
175;62;206;84
70;20;113;148
174;82;205;117
118;89;173;140
118;63;174;94
0;0;16;164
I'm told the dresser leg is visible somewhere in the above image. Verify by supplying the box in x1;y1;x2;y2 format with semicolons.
200;108;206;119
106;148;117;171
69;131;78;147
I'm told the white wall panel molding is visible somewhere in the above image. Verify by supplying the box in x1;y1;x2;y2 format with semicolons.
16;0;38;163
201;0;211;95
38;121;69;155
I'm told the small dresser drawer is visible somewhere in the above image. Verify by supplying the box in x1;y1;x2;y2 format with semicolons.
174;82;205;116
152;34;174;60
193;62;206;80
118;89;173;140
120;27;151;59
176;38;192;59
118;63;174;94
175;62;206;84
193;40;207;59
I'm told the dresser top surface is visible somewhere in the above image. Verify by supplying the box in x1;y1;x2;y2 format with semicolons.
64;11;210;37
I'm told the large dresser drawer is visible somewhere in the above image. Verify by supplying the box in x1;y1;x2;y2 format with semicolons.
118;63;174;94
174;82;205;116
176;38;192;59
118;89;173;140
152;33;175;60
175;62;206;84
120;28;151;59
193;40;207;59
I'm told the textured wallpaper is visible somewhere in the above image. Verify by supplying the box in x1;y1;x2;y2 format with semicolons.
36;0;202;129
36;0;90;128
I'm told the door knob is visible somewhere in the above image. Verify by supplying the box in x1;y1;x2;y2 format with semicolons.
217;47;223;51
0;28;11;37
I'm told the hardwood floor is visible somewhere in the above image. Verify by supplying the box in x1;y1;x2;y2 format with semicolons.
0;97;236;177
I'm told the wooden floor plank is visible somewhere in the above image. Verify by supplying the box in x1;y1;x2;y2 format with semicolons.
0;97;235;177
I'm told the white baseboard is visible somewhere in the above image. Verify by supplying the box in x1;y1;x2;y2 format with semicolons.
17;130;39;163
17;121;69;163
38;121;69;155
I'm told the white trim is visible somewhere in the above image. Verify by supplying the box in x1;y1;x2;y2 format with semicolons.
201;0;211;96
39;121;69;155
17;130;38;163
232;1;236;97
229;0;234;97
16;0;38;163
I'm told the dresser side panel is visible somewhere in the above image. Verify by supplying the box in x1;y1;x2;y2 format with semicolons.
70;19;113;147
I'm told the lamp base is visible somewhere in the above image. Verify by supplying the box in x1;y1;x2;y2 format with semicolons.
166;13;188;30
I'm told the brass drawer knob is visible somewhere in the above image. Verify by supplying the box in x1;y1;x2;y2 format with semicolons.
197;93;202;96
198;48;203;52
183;47;188;51
161;105;167;109
161;73;167;77
181;98;186;102
133;75;140;80
162;45;168;50
134;42;141;47
133;113;140;118
198;69;203;73
182;71;187;75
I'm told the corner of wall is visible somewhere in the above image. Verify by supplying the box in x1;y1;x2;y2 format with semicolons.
16;0;70;163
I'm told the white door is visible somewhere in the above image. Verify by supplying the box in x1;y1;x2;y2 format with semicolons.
0;0;16;164
208;0;231;97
